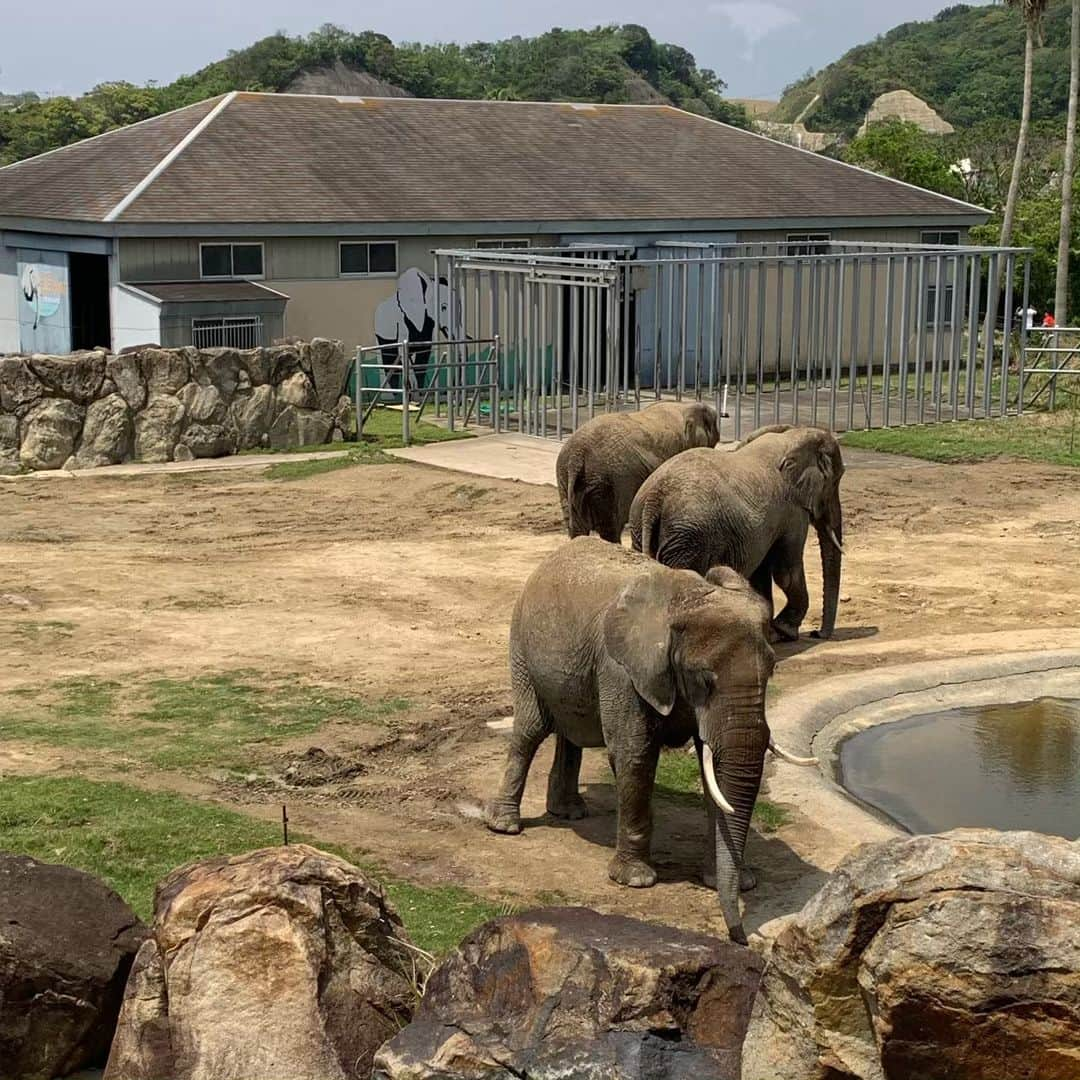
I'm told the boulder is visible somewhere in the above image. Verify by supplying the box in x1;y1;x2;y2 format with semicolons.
239;347;273;386
139;348;190;397
178;423;235;458
229;384;277;450
104;844;415;1080
269;404;334;449
178;382;228;424
279;370;318;409
106;352;148;410
742;830;1080;1080
0;448;22;475
375;907;762;1080
0;357;44;416
134;395;185;463
269;345;304;383
190;348;242;399
19;397;85;470
334;393;357;440
309;338;351;413
28;351;106;403
0;412;18;450
71;393;132;468
0;853;147;1079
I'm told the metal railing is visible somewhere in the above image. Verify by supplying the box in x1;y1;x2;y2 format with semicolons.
432;240;1033;440
191;316;263;349
354;337;500;446
1019;325;1080;412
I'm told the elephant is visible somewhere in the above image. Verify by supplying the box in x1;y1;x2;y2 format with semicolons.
628;424;845;642
555;401;721;543
485;537;816;944
374;268;459;389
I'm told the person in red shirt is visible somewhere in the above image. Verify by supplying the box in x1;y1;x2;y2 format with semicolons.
1042;312;1057;328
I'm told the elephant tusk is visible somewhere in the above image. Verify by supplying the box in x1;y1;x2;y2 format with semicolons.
769;737;818;766
825;527;845;555
701;745;736;815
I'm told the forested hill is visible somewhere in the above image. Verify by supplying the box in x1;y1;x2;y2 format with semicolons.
776;1;1073;135
0;24;748;166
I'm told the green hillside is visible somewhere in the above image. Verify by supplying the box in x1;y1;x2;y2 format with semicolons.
0;24;748;166
777;1;1073;134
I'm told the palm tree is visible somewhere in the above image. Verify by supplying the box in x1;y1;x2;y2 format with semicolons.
1000;0;1050;260
1056;0;1079;324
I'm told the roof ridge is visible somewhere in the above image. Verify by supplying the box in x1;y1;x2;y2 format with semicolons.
104;91;238;223
0;94;231;175
232;89;675;110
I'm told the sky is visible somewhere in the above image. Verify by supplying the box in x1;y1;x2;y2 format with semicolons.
1;0;994;102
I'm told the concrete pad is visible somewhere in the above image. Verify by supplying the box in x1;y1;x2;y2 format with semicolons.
388;433;559;486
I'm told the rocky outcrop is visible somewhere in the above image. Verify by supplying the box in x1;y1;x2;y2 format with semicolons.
0;339;352;470
0;853;147;1079
104;844;416;1080
375;907;762;1080
742;829;1080;1080
859;89;955;137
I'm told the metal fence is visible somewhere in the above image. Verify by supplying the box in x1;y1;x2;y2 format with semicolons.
191;316;263;350
1020;325;1080;412
420;240;1033;440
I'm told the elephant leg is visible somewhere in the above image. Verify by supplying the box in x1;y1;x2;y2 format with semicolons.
771;533;810;642
608;735;660;888
748;561;774;621
546;734;588;819
486;671;551;835
596;514;622;544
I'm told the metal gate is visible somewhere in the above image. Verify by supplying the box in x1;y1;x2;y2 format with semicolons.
423;239;1034;441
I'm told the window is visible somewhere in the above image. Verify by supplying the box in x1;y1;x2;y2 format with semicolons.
199;243;264;279
339;241;398;277
476;239;531;250
786;233;831;256
191;316;263;349
926;285;955;327
921;231;961;247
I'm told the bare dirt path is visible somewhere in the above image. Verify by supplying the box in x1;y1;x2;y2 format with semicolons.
2;454;1079;939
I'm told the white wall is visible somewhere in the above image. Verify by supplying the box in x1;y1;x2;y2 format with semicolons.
0;246;17;353
111;283;162;351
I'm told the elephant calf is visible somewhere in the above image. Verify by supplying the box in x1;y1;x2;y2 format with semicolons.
629;425;845;642
485;537;814;944
556;401;720;543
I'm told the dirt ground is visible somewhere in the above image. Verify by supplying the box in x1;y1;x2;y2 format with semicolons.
2;452;1080;940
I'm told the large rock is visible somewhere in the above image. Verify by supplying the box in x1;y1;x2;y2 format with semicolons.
309;338;351;413
139;348;190;397
239;347;273;387
375;907;762;1080
229;384;276;449
0;412;18;450
269;404;334;449
190;348;242;399
0;357;44;416
269;345;304;383
19;397;84;470
28;350;106;403
279;370;318;409
71;393;132;468
104;844;416;1080
742;830;1080;1080
178;423;235;458
178;382;228;424
134;395;185;463
106;353;147;410
0;853;147;1079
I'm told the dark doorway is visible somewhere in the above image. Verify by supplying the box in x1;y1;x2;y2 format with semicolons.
558;281;634;393
69;253;111;351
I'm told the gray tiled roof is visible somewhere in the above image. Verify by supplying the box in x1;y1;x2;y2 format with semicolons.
129;281;288;303
0;92;985;227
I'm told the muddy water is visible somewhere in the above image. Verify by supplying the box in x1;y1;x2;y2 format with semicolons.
839;697;1080;838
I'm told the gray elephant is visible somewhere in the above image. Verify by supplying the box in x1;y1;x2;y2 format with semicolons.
374;268;459;390
629;425;845;642
485;537;815;944
556;401;720;542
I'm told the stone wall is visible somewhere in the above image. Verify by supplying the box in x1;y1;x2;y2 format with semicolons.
0;339;355;473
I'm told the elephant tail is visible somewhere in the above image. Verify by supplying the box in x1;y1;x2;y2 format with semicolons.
565;463;590;538
636;490;663;560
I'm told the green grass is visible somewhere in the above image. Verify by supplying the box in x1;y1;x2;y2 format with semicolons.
0;776;499;953
843;412;1080;468
0;672;409;771
653;749;790;832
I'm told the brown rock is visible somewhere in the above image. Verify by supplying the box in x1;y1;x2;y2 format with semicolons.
104;844;416;1080
134;395;185;463
309;338;351;413
72;393;132;468
139;348;190;397
0;412;18;450
0;356;44;416
177;382;227;424
28;350;106;403
375;907;762;1080
742;830;1080;1080
0;854;147;1079
228;384;277;449
106;353;147;410
269;404;333;449
19;397;84;470
190;348;242;399
278;370;318;409
239;347;273;386
178;423;235;458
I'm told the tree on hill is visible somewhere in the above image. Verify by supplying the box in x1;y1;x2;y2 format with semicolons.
1056;0;1079;322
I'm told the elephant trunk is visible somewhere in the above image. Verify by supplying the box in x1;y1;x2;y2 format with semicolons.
704;699;768;945
815;493;843;639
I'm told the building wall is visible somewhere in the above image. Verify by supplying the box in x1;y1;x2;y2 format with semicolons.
0;245;17;353
111;285;162;351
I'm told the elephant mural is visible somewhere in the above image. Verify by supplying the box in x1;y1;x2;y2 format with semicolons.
485;537;816;945
629;425;845;642
555;401;721;542
374;268;459;389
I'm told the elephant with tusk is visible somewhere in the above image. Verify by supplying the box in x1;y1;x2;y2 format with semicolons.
485;537;815;945
374;268;459;390
629;424;846;643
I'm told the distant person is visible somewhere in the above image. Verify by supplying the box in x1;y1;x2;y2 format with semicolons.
1019;305;1037;331
1042;312;1056;329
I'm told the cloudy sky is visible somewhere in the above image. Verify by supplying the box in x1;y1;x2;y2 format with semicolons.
3;0;992;101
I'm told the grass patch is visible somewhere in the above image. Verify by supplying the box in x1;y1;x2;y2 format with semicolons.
264;452;375;480
8;620;75;640
654;749;790;832
0;776;499;952
843;413;1080;468
0;672;409;771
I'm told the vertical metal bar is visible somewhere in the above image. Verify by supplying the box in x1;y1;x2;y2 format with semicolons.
1018;254;1031;414
882;256;894;428
354;351;363;439
695;258;705;399
570;284;580;431
400;341;411;445
774;259;785;424
847;255;860;431
708;257;719;399
734;260;747;439
929;253;945;419
555;287;563;439
652;262;662;400
832;257;846;433
807;256;821;427
1000;253;1015;417
587;284;597;419
898;257;912;425
622;261;632;407
983;253;998;418
790;257;802;427
865;256;878;428
948;255;963;421
539;282;548;438
965;254;981;418
914;255;928;424
754;258;766;429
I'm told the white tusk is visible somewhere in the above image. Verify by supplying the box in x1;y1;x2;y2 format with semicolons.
701;744;736;815
769;736;818;767
825;527;845;555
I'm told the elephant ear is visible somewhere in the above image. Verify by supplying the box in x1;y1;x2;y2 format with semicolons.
779;433;834;519
397;269;430;334
684;403;720;447
603;574;677;716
